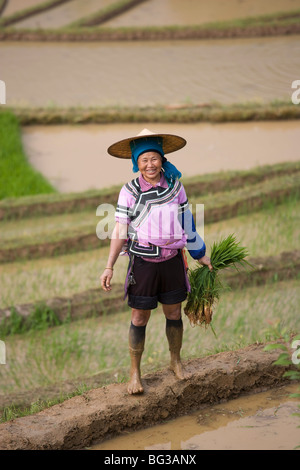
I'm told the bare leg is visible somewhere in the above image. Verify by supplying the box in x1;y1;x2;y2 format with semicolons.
127;309;150;395
163;303;185;380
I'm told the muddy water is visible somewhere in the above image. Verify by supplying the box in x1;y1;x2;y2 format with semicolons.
11;0;117;29
22;120;300;192
105;0;300;27
91;383;300;450
1;36;300;107
1;0;44;17
7;0;300;27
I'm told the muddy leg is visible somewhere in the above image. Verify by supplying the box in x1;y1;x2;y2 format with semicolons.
165;317;184;380
163;303;185;380
127;314;148;395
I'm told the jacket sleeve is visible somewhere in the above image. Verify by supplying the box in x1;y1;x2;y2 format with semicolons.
115;185;135;225
178;208;206;260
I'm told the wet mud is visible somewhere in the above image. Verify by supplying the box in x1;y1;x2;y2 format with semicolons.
92;383;300;450
0;342;296;450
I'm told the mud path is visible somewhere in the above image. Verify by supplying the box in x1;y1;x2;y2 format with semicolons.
0;342;295;450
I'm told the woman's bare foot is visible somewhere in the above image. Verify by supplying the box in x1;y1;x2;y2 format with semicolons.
127;370;144;395
170;355;185;380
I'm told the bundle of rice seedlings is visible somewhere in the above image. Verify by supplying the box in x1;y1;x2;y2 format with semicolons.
184;234;252;331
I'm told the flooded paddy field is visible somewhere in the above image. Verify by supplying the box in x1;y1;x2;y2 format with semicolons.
21;120;300;192
1;36;300;108
104;0;300;28
7;0;117;29
1;0;44;17
4;0;300;29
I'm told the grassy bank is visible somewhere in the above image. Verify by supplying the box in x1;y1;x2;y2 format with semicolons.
1;160;299;220
0;112;55;199
0;168;298;263
0;8;300;40
0;196;299;313
5;100;300;126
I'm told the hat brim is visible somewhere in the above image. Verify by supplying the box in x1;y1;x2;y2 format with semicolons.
107;133;186;159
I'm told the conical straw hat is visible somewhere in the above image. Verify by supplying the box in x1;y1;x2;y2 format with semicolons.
107;128;186;159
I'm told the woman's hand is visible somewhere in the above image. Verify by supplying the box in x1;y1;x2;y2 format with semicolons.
198;255;213;272
100;268;114;291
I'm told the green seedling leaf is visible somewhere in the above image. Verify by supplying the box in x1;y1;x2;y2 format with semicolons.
273;352;290;366
263;343;288;351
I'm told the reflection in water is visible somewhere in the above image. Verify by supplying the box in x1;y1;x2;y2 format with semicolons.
105;0;300;27
22;121;300;192
91;384;300;450
2;36;300;108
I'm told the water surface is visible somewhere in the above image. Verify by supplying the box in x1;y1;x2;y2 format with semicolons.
10;0;117;28
91;383;300;450
22;120;300;192
105;0;300;27
1;36;299;107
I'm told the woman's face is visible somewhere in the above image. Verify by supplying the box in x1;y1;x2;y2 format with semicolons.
137;151;162;184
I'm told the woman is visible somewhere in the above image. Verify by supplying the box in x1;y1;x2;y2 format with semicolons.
100;129;212;395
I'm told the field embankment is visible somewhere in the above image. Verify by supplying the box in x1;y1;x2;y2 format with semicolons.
0;342;295;450
0;162;298;264
5;101;300;125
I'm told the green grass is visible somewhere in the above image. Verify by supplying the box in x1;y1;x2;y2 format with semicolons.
4;100;300;127
0;171;298;255
0;383;90;423
0;111;55;199
0;197;298;309
1;159;298;222
0;5;299;36
202;196;300;259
